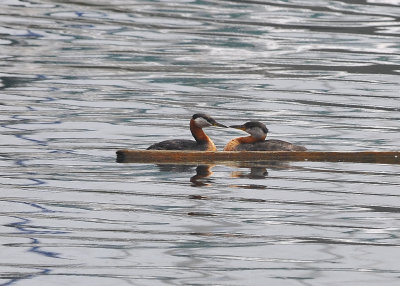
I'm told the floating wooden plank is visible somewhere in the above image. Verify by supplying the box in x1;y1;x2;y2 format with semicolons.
116;150;400;164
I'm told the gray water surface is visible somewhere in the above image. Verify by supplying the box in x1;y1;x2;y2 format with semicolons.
1;0;400;285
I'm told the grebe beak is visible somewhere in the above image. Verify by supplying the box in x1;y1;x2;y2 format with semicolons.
229;124;246;131
213;122;228;128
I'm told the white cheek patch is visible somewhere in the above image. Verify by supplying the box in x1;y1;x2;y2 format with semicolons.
194;117;212;128
248;127;265;138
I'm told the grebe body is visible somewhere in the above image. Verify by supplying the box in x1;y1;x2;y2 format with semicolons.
147;139;212;151
224;121;307;151
147;113;226;151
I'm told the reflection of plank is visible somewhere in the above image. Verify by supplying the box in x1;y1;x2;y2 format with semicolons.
116;150;400;164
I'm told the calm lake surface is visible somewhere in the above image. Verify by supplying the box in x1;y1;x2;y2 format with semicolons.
1;0;400;285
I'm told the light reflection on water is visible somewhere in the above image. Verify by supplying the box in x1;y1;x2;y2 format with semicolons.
1;0;400;285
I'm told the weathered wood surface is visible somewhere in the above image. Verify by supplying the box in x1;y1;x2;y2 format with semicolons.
116;150;400;164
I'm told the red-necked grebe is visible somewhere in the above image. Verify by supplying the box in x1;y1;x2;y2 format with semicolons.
147;113;227;151
224;121;307;151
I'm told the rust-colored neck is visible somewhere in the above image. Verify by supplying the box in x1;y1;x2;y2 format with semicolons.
224;135;266;151
238;135;265;144
190;119;216;151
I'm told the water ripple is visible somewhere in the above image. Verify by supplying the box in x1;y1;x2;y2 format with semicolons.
1;0;400;285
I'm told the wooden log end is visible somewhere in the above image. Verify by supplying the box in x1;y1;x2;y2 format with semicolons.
116;149;130;163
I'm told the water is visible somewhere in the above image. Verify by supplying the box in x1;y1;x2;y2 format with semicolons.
1;0;400;285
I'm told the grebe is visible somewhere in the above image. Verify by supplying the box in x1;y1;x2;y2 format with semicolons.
147;113;227;151
224;121;307;151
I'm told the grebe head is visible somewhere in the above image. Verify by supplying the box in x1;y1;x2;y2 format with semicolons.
230;121;269;139
192;113;227;128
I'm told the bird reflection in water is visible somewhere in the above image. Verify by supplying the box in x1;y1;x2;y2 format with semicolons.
231;167;268;179
118;158;294;189
190;165;214;187
229;161;293;190
157;162;274;190
230;161;281;180
229;164;269;190
155;164;214;187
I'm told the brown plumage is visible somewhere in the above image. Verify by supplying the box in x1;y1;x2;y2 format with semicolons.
147;113;227;151
224;121;307;151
